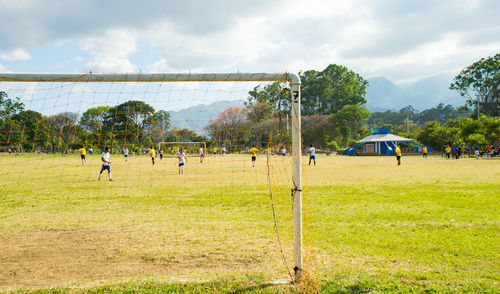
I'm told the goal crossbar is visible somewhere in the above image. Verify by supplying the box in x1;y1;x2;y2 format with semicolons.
0;71;303;281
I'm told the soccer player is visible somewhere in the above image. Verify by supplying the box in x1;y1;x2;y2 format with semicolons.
249;145;259;167
395;144;402;166
98;147;112;181
177;149;188;174
159;149;164;160
474;145;480;159
123;147;129;162
445;145;451;159
78;146;87;165
89;147;93;156
150;148;156;166
222;146;226;156
422;146;428;158
308;144;316;165
212;146;217;155
281;147;286;156
199;146;204;163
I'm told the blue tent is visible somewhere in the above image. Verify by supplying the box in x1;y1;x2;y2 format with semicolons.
342;128;432;156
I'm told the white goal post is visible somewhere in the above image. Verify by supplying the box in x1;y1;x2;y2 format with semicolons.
158;141;207;156
0;72;303;281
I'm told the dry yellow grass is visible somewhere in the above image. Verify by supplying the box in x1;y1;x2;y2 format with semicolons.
0;153;498;292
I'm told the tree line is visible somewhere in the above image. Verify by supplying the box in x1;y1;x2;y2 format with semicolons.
1;53;498;153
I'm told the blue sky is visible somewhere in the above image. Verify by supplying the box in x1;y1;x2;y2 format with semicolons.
0;0;498;114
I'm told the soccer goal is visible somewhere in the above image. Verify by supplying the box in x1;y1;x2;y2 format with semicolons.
0;72;303;282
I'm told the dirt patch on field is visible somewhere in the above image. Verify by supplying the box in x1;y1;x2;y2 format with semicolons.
0;228;282;291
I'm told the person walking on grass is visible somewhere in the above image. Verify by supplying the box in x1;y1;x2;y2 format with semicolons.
249;145;259;167
98;147;112;181
78;146;87;165
308;144;316;165
150;147;156;166
199;146;205;163
422;146;428;158
395;144;402;166
445;145;451;159
123;147;128;162
177;149;187;174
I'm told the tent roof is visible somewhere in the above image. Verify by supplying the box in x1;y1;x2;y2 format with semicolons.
357;133;412;143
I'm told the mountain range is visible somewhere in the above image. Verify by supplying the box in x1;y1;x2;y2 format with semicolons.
168;73;465;132
365;73;464;112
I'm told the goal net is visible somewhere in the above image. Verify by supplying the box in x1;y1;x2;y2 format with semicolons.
0;72;303;287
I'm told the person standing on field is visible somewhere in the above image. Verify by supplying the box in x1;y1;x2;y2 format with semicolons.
474;145;480;159
199;147;204;163
422;146;428;158
78;146;87;165
445;145;451;159
159;149;164;160
177;149;187;174
150;148;156;166
123;147;129;162
395;144;402;166
308;145;316;165
99;147;112;181
249;145;259;167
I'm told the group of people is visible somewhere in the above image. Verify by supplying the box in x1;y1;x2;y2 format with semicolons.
75;143;322;181
442;144;497;159
443;145;464;159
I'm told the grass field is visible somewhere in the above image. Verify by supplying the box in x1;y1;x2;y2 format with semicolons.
0;153;498;293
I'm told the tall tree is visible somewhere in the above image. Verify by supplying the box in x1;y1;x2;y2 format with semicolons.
450;53;499;117
300;64;368;115
246;82;291;116
105;100;155;145
330;104;370;145
0;91;25;121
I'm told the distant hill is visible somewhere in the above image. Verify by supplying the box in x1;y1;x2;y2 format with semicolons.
365;74;464;112
168;100;245;134
167;74;465;134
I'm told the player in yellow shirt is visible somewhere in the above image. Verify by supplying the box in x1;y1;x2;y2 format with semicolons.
422;146;428;158
445;145;451;159
249;145;259;167
150;148;156;166
212;147;217;155
78;146;87;165
395;145;402;166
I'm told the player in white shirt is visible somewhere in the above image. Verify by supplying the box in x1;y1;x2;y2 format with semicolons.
99;147;113;181
308;144;316;165
199;147;204;163
281;147;286;156
177;149;188;174
222;146;226;156
123;147;129;162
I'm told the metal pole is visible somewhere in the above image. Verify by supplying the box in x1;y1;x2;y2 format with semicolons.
0;72;293;83
290;78;302;281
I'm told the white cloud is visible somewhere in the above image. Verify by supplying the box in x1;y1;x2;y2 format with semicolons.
148;58;172;72
81;29;137;72
0;0;498;82
0;48;31;61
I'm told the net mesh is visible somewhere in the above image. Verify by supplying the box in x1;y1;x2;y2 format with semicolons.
0;75;298;289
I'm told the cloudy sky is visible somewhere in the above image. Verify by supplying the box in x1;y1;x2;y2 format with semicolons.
0;0;498;84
